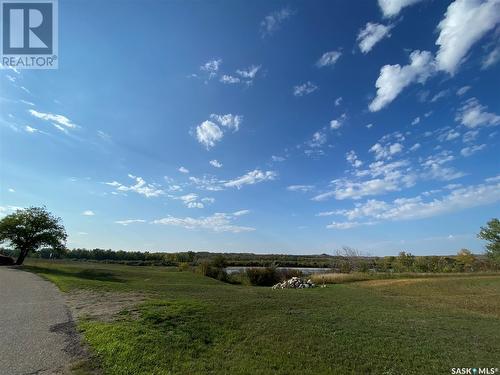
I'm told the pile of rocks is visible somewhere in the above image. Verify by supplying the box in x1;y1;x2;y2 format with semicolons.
272;277;315;289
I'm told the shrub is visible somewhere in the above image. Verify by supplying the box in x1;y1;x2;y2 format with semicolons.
246;267;280;286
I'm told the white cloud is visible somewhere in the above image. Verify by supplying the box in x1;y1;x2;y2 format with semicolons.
233;209;250;216
209;159;222;168
456;98;500;128
330;113;346;130
8;188;15;193
334;177;500;222
29;109;78;130
335;97;343;106
369;142;403;160
105;174;164;198
411;117;421;125
410;143;421;151
366;123;374;129
25;125;38;133
220;75;240;84
316;51;342;67
357;22;392;53
462;130;479;143
307;130;328;149
430;89;449;102
378;0;425;17
97;130;111;141
293;81;318;96
82;210;95;216
437;128;460;142
153;212;255;233
179;193;204;208
271;155;286;162
260;7;294;37
346;150;363;168
287;185;314;192
326;221;366;230
482;44;500;69
178;166;189;174
456;85;471;96
115;219;146;226
209;114;242;131
195;114;242;149
313;160;415;201
236;65;261;79
195;120;223;149
224;169;277;189
369;50;435;111
435;0;500;75
460;143;486;157
200;58;222;79
421;150;465;181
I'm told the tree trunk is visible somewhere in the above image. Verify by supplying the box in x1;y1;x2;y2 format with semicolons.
15;249;29;265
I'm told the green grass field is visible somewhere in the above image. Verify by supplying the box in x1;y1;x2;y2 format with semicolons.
22;260;500;375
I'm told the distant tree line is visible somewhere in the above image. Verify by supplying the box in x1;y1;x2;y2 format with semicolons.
1;246;497;272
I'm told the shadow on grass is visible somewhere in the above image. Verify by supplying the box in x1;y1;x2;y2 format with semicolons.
20;265;125;283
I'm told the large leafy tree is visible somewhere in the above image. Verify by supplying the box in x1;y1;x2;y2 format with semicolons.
478;218;500;264
0;207;67;265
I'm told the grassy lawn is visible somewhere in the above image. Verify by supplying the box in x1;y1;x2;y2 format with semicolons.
22;260;500;375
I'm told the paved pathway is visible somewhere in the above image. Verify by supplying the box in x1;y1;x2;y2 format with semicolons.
0;266;81;375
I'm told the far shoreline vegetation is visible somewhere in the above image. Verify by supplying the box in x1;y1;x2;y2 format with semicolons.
1;207;499;286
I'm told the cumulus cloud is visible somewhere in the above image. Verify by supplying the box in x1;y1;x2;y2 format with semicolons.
224;169;277;189
115;219;146;226
220;75;240;84
346;150;363;168
456;98;500;128
209;114;242;131
369;142;403;160
82;210;95;216
378;0;425;17
369;50;435;112
178;166;189;174
357;22;392;53
105;174;164;198
316;51;342;67
421;150;465;181
435;0;500;75
200;58;222;79
461;143;486;157
330;113;346;130
196;120;223;149
293;81;318;96
236;65;261;79
194;114;242;149
334;177;500;222
209;159;222;168
312;160;415;201
153;212;255;233
260;7;294;37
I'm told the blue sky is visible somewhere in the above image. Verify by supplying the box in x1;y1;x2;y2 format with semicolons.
1;0;499;255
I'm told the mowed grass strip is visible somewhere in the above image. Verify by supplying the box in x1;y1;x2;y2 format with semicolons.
23;260;500;375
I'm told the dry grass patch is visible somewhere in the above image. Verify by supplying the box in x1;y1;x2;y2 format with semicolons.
65;290;147;322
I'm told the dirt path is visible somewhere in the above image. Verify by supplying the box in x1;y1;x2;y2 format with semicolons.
0;266;83;375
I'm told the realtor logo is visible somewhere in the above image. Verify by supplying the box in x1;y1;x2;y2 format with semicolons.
1;0;58;69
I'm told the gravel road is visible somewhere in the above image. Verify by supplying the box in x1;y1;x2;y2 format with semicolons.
0;266;82;375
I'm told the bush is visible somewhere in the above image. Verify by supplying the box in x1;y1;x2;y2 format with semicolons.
197;257;229;282
246;267;280;286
